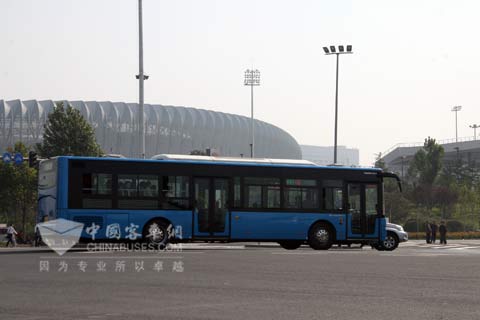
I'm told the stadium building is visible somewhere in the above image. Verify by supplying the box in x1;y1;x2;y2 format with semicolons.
0;99;302;159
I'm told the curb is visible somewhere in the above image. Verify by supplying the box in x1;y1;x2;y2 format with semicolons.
244;243;280;248
0;247;88;255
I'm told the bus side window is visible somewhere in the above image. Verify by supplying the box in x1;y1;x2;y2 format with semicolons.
284;179;318;209
244;177;280;209
81;173;113;208
161;176;190;210
322;180;343;211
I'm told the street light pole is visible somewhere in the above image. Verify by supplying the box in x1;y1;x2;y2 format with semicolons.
244;69;260;158
451;106;462;143
136;0;149;159
469;124;479;140
323;45;353;164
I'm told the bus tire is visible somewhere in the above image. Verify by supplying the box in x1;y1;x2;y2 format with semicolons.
278;241;302;250
372;242;385;251
143;219;172;249
382;231;399;251
308;222;333;250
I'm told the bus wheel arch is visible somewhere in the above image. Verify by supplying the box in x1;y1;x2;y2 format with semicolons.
142;218;174;247
308;220;335;250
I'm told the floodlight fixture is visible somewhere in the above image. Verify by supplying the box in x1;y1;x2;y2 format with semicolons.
244;69;261;86
323;45;353;55
452;105;462;112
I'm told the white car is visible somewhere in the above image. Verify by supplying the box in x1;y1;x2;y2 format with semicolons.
375;223;408;251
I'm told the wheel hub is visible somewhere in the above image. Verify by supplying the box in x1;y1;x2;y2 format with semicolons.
315;229;329;241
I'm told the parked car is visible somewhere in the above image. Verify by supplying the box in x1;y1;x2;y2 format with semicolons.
373;222;408;251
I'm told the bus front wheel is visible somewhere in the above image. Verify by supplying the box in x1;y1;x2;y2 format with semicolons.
278;241;302;250
308;222;333;250
382;232;399;251
143;220;172;249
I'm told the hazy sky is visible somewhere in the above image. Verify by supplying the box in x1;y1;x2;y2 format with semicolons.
1;0;480;165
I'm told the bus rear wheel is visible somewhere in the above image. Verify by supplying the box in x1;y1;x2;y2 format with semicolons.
308;222;333;250
278;241;303;250
143;220;172;249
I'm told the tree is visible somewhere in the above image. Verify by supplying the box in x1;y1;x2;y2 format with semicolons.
408;137;444;187
36;102;102;157
407;137;444;210
6;141;28;155
0;142;38;240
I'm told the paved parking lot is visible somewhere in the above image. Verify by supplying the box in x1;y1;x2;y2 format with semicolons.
1;241;480;320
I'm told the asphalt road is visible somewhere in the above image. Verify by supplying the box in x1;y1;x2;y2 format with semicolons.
1;242;480;320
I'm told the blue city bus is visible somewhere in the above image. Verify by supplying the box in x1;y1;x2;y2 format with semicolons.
37;155;401;250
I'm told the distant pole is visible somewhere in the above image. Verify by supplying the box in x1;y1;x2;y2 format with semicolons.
334;53;339;164
138;0;145;159
244;69;260;158
469;124;479;140
323;45;353;164
451;106;462;143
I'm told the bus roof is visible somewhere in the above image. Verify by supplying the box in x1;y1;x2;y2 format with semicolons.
55;155;382;172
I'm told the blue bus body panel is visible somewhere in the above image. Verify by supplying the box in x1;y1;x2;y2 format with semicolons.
193;210;231;237
379;218;386;240
58;209;193;240
230;211;346;240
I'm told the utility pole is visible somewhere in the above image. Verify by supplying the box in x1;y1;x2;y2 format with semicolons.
136;0;149;158
451;106;462;143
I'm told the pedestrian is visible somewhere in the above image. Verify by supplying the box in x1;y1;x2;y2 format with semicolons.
430;221;438;244
6;224;18;247
439;221;447;245
425;221;432;244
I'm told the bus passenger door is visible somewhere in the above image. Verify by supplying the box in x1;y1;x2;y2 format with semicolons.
193;178;230;238
347;183;379;239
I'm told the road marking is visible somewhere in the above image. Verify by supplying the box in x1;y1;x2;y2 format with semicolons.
40;256;185;259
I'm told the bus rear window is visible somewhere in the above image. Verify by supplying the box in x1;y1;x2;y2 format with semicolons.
39;159;57;190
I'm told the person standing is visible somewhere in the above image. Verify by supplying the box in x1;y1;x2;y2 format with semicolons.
6;224;18;247
430;221;438;244
439;221;447;245
425;221;432;244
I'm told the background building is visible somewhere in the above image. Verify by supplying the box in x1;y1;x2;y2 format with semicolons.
301;145;359;166
381;137;480;178
0;99;302;159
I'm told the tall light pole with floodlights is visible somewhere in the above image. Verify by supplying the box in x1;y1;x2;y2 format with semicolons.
451;106;462;143
244;69;260;158
323;45;353;164
136;0;149;159
469;124;479;140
